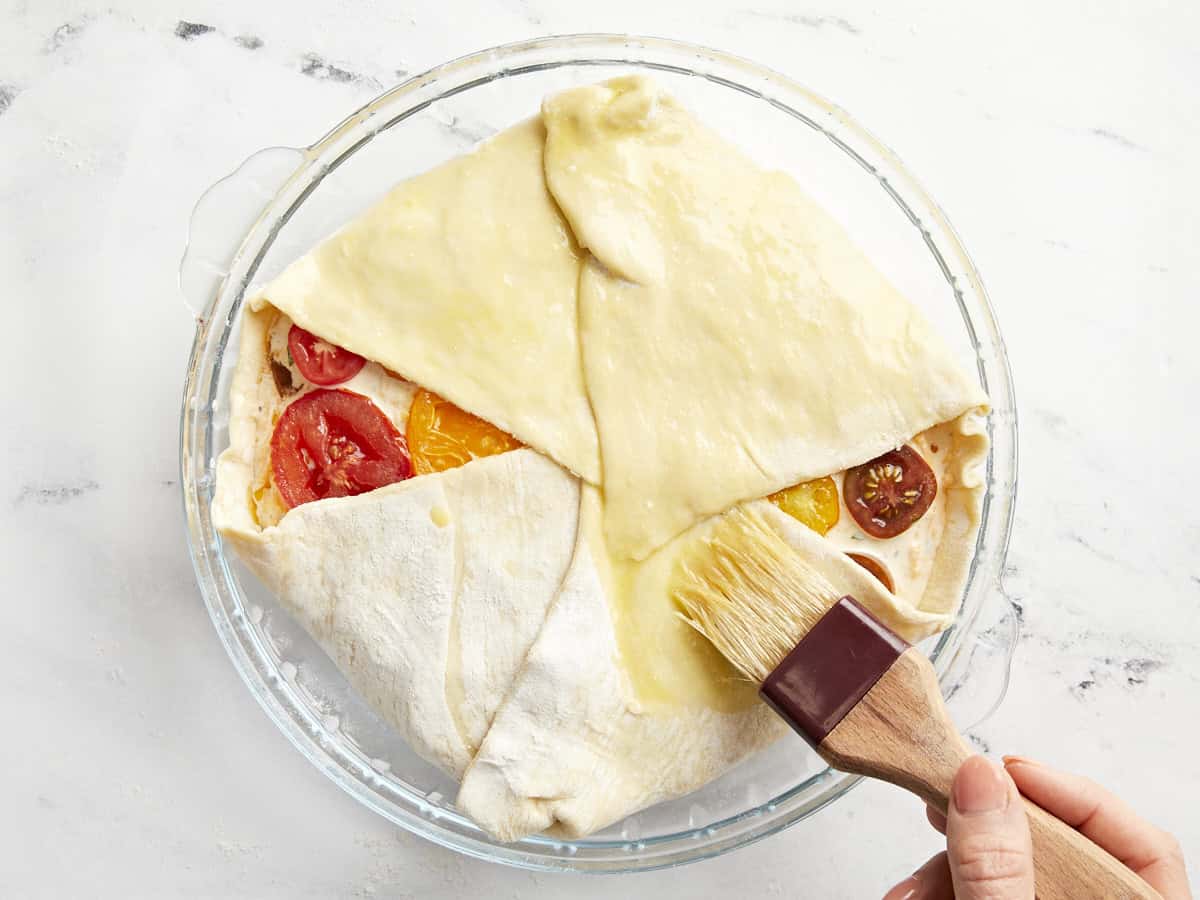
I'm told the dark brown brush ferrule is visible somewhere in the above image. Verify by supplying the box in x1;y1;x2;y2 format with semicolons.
760;596;910;748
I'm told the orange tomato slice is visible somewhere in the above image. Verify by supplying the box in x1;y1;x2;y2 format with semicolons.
768;476;840;535
847;553;895;593
406;389;523;475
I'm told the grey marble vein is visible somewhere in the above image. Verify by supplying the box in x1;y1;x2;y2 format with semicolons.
0;83;19;116
298;52;381;90
515;0;543;25
234;34;264;51
1063;530;1136;571
174;21;215;41
14;479;100;506
1122;657;1164;686
44;16;89;53
1031;406;1074;438
735;10;861;35
969;733;993;753
1087;126;1146;152
1071;654;1168;699
440;114;494;144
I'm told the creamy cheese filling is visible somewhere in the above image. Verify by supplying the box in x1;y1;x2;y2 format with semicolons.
820;423;954;606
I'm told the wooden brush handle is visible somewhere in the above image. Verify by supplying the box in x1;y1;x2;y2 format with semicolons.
817;648;1160;900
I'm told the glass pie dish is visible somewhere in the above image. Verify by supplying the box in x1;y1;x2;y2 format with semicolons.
179;34;1018;873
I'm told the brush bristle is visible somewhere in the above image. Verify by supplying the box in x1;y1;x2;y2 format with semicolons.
674;506;842;683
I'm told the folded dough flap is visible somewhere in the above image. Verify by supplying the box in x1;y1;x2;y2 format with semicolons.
248;116;601;484
457;413;987;842
218;448;579;779
458;500;787;842
542;77;989;561
212;301;584;777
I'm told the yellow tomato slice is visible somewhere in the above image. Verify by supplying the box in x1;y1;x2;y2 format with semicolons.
767;476;840;535
406;389;523;475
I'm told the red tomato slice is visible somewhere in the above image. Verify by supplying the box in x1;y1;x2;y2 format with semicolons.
287;325;366;386
270;389;411;508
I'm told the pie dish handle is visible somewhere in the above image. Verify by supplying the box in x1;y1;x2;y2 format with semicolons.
936;580;1020;736
179;146;308;319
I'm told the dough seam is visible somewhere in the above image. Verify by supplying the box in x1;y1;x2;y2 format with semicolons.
443;487;473;756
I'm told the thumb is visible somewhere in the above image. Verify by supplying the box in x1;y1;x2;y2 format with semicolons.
946;755;1035;900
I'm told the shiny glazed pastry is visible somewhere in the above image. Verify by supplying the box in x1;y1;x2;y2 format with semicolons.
213;76;989;842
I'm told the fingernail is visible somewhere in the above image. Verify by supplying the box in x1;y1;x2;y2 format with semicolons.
953;756;1009;813
883;854;943;899
1002;754;1039;768
881;876;919;900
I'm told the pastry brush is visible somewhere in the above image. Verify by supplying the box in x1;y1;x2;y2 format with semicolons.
675;507;1160;900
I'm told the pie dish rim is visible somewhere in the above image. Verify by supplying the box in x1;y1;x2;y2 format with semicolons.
178;32;1019;873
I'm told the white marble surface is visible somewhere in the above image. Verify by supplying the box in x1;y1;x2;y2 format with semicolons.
1;0;1197;896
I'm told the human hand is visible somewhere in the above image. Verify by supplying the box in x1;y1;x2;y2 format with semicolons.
882;755;1191;899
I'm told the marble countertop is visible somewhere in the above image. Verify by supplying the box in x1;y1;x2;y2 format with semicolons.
2;1;1196;896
